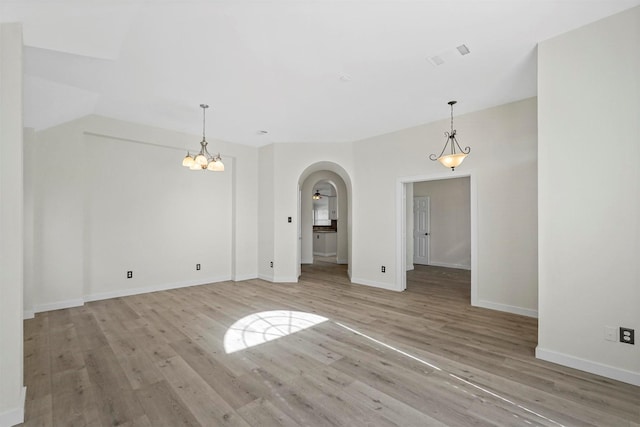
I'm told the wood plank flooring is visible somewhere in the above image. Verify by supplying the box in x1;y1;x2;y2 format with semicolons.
21;263;640;426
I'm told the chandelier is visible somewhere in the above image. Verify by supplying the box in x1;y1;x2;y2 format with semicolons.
182;104;224;171
429;100;470;171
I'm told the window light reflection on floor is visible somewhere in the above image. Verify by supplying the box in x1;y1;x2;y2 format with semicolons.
223;311;563;426
223;310;328;354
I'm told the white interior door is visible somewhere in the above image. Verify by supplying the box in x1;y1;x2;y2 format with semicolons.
413;196;430;265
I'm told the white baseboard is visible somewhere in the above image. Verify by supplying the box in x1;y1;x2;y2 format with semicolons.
231;274;257;282
272;276;298;283
258;273;273;281
32;277;233;314
476;299;538;318
313;252;337;257
84;276;231;302
23;309;35;320
34;298;84;314
337;258;348;265
406;264;414;271
536;347;640;386
0;386;26;427
301;257;314;264
426;261;471;270
350;277;401;292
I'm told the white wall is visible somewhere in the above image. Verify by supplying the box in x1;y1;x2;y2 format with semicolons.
256;100;537;315
350;98;538;315
261;145;355;283
0;22;25;427
414;177;471;270
25;115;258;313
537;6;640;385
23;128;35;319
83;133;232;298
258;144;275;281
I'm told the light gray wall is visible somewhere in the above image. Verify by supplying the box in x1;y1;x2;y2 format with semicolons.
413;177;471;270
0;22;25;426
350;98;538;315
258;144;275;281
256;99;537;316
23;101;538;322
24;115;258;313
537;6;640;385
268;145;355;283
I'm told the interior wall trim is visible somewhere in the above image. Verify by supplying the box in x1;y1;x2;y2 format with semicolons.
0;386;26;427
33;298;84;314
84;276;232;303
477;299;538;318
536;347;640;386
350;277;398;292
31;276;236;315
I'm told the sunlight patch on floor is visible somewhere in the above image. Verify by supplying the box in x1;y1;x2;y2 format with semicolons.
223;310;328;354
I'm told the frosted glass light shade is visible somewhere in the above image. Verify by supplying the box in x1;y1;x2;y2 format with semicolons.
189;161;202;170
182;154;195;167
207;160;225;171
195;153;208;166
438;153;467;170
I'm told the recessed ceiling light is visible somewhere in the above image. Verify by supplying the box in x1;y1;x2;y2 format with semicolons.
257;130;268;135
339;74;352;82
456;44;470;55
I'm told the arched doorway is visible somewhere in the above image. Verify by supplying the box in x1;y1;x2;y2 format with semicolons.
297;162;352;279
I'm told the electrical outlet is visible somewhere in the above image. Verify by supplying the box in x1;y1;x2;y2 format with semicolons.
288;217;292;223
126;271;133;279
620;327;635;345
196;263;201;271
604;326;617;342
381;266;386;273
270;261;273;268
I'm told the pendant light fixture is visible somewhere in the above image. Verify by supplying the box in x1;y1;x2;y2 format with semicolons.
312;190;322;200
182;104;224;172
429;100;470;171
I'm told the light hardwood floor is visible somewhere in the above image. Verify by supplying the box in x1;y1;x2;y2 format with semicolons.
21;263;639;426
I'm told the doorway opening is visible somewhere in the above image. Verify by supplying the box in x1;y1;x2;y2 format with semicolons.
298;162;352;280
311;180;338;264
396;172;477;305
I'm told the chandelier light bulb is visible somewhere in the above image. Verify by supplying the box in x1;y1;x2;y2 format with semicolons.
182;153;195;167
194;153;207;166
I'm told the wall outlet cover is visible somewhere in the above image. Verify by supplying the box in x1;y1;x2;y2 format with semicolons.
620;327;635;345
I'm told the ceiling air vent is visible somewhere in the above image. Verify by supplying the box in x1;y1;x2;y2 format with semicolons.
428;55;445;66
456;44;470;55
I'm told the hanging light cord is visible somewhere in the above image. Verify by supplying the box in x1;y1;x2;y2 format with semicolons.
201;104;207;142
449;102;455;137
